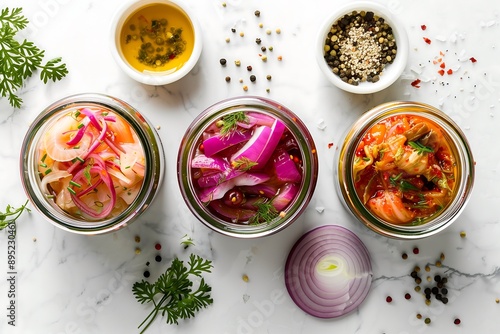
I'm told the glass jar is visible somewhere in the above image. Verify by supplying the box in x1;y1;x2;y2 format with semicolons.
20;93;165;234
336;101;475;239
177;96;319;238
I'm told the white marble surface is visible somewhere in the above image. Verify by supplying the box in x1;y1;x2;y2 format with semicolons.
1;0;500;333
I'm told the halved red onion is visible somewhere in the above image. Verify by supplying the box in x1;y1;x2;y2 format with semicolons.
285;225;372;318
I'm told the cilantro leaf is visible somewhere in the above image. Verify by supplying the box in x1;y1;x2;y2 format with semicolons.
132;254;213;333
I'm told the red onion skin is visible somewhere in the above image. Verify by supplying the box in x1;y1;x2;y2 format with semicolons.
285;225;372;318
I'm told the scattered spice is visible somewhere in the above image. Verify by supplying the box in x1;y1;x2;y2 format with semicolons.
143;270;150;278
155;243;162;250
235;60;241;66
423;37;432;44
250;75;256;82
322;10;397;85
266;74;272;80
460;231;467;238
242;274;249;282
266;29;272;35
402;252;408;260
454;318;461;325
135;235;141;243
247;65;253;71
155;255;162;262
424;317;431;324
416;313;422;319
254;10;260;17
410;79;421;88
225;76;231;82
261;46;267;52
239;31;244;37
405;293;412;300
220;58;227;66
421;24;427;30
386;296;393;303
413;247;420;255
276;28;281;34
256;38;262;44
135;247;141;254
470;57;477;63
277;55;283;61
243;85;248;91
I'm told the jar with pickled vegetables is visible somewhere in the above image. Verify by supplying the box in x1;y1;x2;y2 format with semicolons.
336;101;474;239
20;93;164;234
177;96;319;238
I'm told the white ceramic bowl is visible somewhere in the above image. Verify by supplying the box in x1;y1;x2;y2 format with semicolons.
110;0;202;85
316;1;408;94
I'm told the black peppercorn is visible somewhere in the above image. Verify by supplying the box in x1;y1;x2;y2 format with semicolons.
220;58;227;66
250;75;256;82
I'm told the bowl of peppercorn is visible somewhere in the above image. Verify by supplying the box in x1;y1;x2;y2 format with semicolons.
110;0;202;85
316;1;409;94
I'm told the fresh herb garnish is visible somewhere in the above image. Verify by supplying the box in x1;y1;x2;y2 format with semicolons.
249;199;278;225
389;173;419;191
408;141;434;154
0;200;30;231
0;7;68;108
219;112;248;136
231;157;258;171
132;254;213;333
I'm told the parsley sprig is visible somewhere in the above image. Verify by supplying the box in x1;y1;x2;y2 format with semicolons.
132;254;213;333
0;7;68;108
0;200;30;231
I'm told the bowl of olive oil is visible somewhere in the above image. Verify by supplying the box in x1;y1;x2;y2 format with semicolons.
110;0;202;85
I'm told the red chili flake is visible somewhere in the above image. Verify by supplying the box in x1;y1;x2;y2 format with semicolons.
470;57;477;63
447;69;453;75
454;318;461;325
328;142;334;149
413;247;420;255
155;243;162;250
440;62;446;69
386;296;393;303
423;37;432;44
438;69;445;76
411;79;421;88
420;24;427;30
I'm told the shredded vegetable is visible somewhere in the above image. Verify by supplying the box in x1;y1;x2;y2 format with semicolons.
38;107;145;220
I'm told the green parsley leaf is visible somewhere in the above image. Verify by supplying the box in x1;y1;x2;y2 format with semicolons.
132;254;213;333
0;7;68;108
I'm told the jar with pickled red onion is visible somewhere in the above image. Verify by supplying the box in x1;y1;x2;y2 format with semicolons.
20;93;164;234
336;101;475;239
177;96;319;238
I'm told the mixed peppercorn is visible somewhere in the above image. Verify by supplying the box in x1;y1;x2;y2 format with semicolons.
323;10;397;85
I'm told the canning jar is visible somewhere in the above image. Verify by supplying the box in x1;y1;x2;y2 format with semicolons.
177;96;319;238
20;93;165;234
336;101;474;239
